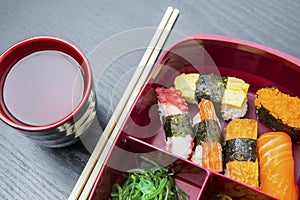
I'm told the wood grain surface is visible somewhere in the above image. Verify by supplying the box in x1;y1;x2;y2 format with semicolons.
0;0;299;199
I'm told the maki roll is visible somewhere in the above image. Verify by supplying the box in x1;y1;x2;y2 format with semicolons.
257;132;299;199
191;99;224;172
156;87;194;159
174;73;249;120
224;119;259;189
255;87;300;142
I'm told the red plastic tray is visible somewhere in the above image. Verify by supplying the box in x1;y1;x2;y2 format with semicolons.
88;33;300;199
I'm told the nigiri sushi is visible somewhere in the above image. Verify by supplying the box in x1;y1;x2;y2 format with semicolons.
174;73;249;120
255;87;300;142
191;99;224;172
173;73;199;104
257;132;299;200
224;119;259;188
174;73;226;104
156;87;194;159
221;77;249;120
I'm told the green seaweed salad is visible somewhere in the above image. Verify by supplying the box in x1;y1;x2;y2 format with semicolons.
111;156;189;200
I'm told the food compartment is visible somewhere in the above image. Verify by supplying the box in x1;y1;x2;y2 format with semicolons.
88;135;210;199
115;34;300;198
89;34;300;199
199;173;276;200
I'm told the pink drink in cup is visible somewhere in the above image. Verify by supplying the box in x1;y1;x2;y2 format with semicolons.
0;36;96;147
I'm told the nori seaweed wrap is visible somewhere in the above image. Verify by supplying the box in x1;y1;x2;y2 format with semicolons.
224;138;256;163
193;119;224;146
195;74;227;103
163;113;193;138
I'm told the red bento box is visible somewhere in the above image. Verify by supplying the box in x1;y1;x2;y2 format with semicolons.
88;33;300;199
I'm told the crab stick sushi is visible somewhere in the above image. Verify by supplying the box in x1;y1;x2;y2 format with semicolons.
191;99;224;172
257;132;299;200
156;87;194;159
255;87;300;142
224;119;259;188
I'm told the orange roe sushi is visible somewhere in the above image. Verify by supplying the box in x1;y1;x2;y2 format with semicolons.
224;119;259;189
255;87;300;142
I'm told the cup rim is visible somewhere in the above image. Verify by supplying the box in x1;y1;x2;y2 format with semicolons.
0;36;93;132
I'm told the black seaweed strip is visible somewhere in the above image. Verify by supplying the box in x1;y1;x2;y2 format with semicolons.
225;138;257;162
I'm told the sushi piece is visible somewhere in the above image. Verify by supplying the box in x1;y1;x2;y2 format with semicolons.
257;132;299;200
195;74;227;104
224;119;259;188
221;77;249;120
173;73;199;104
191;99;224;172
156;87;194;159
174;73;226;104
174;73;249;120
255;87;300;142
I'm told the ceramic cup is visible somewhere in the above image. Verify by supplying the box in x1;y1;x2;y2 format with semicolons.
0;36;96;147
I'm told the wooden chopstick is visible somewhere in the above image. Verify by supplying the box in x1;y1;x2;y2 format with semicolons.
68;6;179;200
78;8;179;200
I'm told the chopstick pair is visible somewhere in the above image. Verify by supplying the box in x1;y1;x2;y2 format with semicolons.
68;6;179;200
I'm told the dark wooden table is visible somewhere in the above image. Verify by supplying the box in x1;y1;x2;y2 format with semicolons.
0;1;299;199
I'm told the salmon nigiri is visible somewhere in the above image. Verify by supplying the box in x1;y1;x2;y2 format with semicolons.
257;132;299;199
